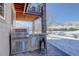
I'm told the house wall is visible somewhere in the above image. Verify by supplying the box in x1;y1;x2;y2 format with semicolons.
35;18;41;33
0;3;15;56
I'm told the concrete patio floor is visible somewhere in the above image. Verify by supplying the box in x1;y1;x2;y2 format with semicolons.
13;42;69;56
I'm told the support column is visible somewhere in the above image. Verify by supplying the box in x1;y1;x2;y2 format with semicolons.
41;3;47;33
41;3;47;55
32;21;35;33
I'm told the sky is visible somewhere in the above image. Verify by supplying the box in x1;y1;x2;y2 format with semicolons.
16;3;79;26
46;3;79;24
16;21;32;27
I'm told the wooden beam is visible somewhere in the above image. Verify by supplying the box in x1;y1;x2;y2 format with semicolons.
24;3;29;13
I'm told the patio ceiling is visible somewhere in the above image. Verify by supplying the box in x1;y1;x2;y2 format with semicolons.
14;3;41;21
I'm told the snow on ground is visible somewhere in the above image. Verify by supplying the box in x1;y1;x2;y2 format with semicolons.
47;30;79;40
47;30;79;56
47;39;79;56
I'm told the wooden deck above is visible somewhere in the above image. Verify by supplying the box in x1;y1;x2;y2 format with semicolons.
14;3;41;21
16;12;40;21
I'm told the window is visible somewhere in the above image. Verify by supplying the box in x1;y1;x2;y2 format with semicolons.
0;3;4;17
